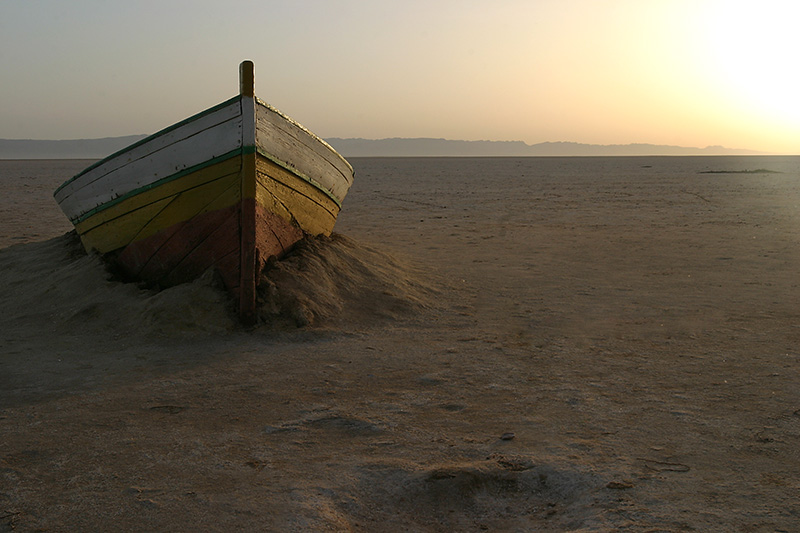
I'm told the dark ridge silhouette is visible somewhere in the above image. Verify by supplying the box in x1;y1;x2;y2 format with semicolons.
1;135;766;159
326;138;767;157
0;135;148;159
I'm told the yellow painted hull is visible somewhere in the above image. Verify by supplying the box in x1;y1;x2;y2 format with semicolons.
74;154;340;258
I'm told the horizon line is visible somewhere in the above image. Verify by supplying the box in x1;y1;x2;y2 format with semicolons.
0;135;792;156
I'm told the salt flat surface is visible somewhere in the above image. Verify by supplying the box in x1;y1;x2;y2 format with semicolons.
1;156;799;531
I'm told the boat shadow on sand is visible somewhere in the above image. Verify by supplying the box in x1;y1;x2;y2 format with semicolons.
0;231;438;407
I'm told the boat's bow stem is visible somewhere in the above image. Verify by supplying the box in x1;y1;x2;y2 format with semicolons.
238;60;258;325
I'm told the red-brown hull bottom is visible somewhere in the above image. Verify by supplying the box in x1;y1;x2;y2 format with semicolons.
110;201;304;309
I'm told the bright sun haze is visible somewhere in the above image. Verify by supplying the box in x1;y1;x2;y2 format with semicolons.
0;0;796;154
698;1;800;129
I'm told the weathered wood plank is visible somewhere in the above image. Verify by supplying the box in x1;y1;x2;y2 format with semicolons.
163;213;240;288
113;223;184;279
55;98;241;198
80;173;240;255
56;102;243;221
76;164;241;254
256;156;339;217
114;203;241;291
253;201;303;263
75;156;242;234
137;204;239;283
79;198;172;254
256;101;353;203
255;157;338;236
133;173;240;247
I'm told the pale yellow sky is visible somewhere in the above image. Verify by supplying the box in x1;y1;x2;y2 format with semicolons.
1;0;797;153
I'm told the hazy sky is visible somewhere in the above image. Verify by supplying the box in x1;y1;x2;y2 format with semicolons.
1;0;798;153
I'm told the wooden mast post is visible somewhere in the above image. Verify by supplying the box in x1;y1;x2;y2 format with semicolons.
240;60;254;97
239;60;258;325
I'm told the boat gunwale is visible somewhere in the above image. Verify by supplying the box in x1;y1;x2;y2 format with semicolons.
71;147;246;225
54;95;244;196
255;96;355;177
55;95;354;198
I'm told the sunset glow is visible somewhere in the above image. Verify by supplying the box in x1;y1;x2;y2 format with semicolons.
0;0;797;153
699;1;800;125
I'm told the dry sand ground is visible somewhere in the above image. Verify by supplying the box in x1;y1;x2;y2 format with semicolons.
1;157;799;531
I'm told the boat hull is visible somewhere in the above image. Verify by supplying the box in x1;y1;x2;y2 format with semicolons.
53;62;354;323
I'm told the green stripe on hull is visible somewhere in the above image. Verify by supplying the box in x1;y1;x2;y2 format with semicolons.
72;147;247;224
71;145;342;228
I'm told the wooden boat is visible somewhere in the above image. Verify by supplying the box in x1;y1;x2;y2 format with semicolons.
54;61;355;324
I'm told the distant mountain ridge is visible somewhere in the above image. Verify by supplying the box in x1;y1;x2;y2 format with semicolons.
326;138;766;157
0;135;148;159
0;135;765;159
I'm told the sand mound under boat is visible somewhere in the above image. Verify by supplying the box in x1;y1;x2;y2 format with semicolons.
257;233;435;328
0;231;436;342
